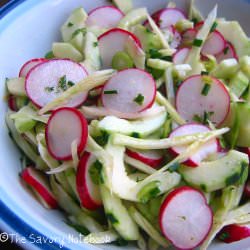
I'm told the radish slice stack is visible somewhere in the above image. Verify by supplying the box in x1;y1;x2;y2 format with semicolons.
159;186;213;249
76;152;102;210
19;58;47;77
152;8;187;29
169;124;219;167
216;42;238;63
218;224;250;243
101;68;156;114
46;107;88;161
176;75;230;126
25;59;88;108
21;167;58;209
125;148;164;168
173;47;191;64
86;6;124;29
98;28;141;68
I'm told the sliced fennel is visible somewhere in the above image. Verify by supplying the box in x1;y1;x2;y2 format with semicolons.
112;0;133;13
6;77;26;96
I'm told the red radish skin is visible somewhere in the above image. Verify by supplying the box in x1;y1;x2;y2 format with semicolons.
181;28;197;46
244;180;250;198
21;167;58;209
159;186;213;250
151;8;187;29
201;30;226;56
46;107;88;161
86;6;124;29
168;123;219;167
98;28;141;68
216;42;238;63
25;59;88;108
218;224;250;243
76;152;102;210
194;21;204;30
19;58;47;77
176;75;230;126
125;149;164;168
102;68;156;114
167;26;182;49
173;47;191;64
8;95;17;111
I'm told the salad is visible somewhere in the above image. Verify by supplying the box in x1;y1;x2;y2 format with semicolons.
5;0;250;249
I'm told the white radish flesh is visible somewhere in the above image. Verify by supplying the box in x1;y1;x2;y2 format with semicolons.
216;42;238;63
19;58;47;77
25;59;88;108
21;167;58;209
201;30;226;56
98;28;141;68
167;26;182;49
86;6;124;29
76;152;102;210
153;8;187;29
173;47;191;64
176;75;230;126
169;123;219;167
102;69;156;113
159;186;213;249
181;28;197;46
125;148;164;168
46;107;88;161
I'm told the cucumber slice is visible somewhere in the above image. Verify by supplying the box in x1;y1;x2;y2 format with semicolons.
229;70;249;98
6;77;26;96
112;0;133;13
179;150;249;192
70;32;85;52
100;185;140;240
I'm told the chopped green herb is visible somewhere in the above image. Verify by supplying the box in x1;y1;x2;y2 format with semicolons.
193;39;203;47
67;22;74;27
210;22;218;33
106;213;119;224
223;46;229;55
66;221;90;236
146;66;164;80
93;42;98;47
201;83;211;96
94;131;110;146
44;86;54;92
114;238;128;246
58;75;67;91
225;173;241;186
149;48;162;59
72;28;86;38
192;18;198;25
200;184;207;192
145;27;152;34
193;111;214;124
131;132;140;138
67;81;75;87
162;55;173;62
137;181;161;203
133;94;144;105
201;71;209;76
104;90;118;95
44;51;55;59
219;232;230;241
168;162;180;172
89;160;104;184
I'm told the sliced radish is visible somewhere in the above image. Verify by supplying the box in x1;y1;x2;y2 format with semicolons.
169;123;219;167
201;30;226;56
181;28;197;46
25;59;88;108
76;152;102;210
176;75;230;126
166;26;182;49
173;47;191;64
86;6;124;29
19;58;47;77
101;69;156;113
125;148;164;168
98;28;141;68
218;224;250;243
244;180;250;198
152;8;187;29
194;21;204;30
159;186;213;249
45;107;88;161
21;167;58;209
8;95;17;111
216;42;238;63
239;147;250;162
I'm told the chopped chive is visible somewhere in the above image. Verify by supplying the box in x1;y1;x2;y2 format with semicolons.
67;22;74;27
223;46;229;55
44;51;55;59
133;93;144;105
162;55;173;62
131;132;140;138
192;18;198;25
44;86;54;92
145;28;152;33
193;114;203;123
93;41;98;47
106;213;119;224
201;83;211;96
58;75;67;91
104;90;118;95
210;21;218;32
193;39;203;47
203;111;214;124
67;81;75;87
201;71;209;76
72;28;86;38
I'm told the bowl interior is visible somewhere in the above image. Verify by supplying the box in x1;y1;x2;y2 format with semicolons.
0;0;250;249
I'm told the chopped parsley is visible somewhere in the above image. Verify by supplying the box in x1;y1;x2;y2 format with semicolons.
104;90;118;95
210;22;218;33
193;111;214;124
58;75;67;91
148;48;173;62
93;42;98;47
44;86;54;92
133;93;144;105
67;22;74;27
94;131;110;146
201;83;211;96
67;81;75;87
131;132;140;138
191;18;198;25
201;71;209;76
89;160;104;184
44;51;55;59
193;39;203;47
72;28;86;38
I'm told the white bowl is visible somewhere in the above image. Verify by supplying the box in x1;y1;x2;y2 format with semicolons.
0;0;250;249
